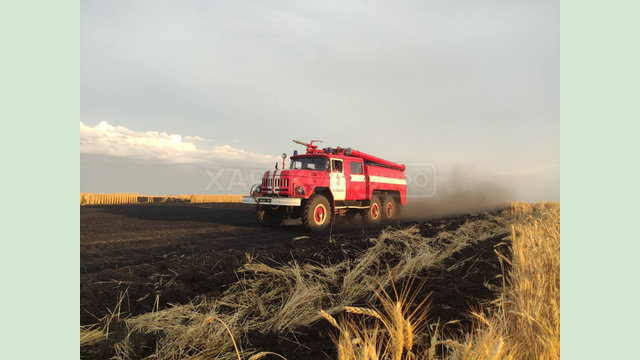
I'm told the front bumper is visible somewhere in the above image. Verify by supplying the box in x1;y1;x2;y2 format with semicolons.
242;196;302;206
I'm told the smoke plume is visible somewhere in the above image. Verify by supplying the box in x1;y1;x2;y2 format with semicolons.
401;166;513;219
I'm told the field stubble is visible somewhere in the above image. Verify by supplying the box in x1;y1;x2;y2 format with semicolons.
322;202;559;360
81;202;558;360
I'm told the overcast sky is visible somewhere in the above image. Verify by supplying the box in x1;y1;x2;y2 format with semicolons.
81;0;559;202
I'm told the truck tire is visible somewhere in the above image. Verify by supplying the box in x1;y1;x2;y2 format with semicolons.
257;207;284;227
382;195;398;222
302;194;331;231
363;194;382;225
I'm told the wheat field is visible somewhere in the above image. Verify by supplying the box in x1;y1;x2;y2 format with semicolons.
190;194;243;203
80;193;242;205
80;193;139;205
322;202;560;360
81;202;559;360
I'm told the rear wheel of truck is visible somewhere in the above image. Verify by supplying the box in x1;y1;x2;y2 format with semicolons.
363;195;383;225
382;195;397;222
302;194;331;231
257;207;285;227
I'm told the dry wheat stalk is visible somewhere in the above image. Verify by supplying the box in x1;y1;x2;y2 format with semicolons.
247;351;288;360
343;306;384;321
320;309;340;329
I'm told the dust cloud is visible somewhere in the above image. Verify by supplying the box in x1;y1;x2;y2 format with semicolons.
401;167;513;220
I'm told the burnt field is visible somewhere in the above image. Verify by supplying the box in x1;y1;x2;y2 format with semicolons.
81;203;511;359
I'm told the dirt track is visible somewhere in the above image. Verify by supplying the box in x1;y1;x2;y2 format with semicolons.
81;203;509;359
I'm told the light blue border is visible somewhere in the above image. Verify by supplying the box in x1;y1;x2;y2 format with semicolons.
0;1;79;358
561;0;640;358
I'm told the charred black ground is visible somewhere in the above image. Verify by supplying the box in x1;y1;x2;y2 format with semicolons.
81;203;509;359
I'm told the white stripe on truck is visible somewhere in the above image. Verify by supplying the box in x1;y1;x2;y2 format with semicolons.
271;170;278;195
350;174;366;182
369;175;407;185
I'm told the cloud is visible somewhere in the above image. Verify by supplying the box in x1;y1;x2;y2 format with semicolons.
80;121;276;164
183;135;207;142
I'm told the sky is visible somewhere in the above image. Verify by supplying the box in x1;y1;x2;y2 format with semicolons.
81;0;559;202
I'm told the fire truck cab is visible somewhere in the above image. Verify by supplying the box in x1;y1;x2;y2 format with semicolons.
242;140;407;231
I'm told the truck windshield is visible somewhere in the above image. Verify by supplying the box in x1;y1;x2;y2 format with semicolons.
290;157;329;171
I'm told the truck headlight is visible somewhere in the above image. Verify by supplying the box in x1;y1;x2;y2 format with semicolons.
296;186;305;194
256;185;262;193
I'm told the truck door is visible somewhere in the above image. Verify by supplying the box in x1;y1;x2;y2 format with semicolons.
348;160;366;200
330;159;346;201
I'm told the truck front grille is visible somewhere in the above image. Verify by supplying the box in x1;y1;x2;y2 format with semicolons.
263;177;289;191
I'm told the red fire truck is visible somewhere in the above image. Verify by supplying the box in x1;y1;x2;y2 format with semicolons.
242;140;407;231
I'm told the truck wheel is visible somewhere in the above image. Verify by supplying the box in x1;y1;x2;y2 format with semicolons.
302;194;331;231
364;195;382;225
382;196;397;222
257;207;284;227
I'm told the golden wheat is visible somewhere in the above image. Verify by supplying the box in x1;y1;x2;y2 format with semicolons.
190;194;243;203
80;326;105;347
80;192;138;205
344;307;384;321
82;205;537;360
247;352;288;360
320;202;559;360
80;193;242;205
322;309;341;329
455;202;560;360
